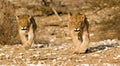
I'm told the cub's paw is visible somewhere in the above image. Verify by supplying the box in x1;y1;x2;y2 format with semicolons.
23;43;31;50
74;49;87;54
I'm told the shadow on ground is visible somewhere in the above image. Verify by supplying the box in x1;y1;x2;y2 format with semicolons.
86;44;118;53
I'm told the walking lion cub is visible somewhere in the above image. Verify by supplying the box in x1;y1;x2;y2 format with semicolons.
16;15;37;49
68;12;89;54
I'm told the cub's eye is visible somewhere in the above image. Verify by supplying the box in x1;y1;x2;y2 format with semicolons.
74;28;80;32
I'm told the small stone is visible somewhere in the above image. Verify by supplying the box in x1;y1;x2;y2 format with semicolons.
0;49;2;51
92;54;100;57
19;53;24;55
97;50;102;53
81;56;86;58
46;53;51;56
104;47;109;51
53;48;58;51
0;53;5;56
6;54;10;59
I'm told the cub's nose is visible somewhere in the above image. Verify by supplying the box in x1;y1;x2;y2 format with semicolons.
74;28;80;32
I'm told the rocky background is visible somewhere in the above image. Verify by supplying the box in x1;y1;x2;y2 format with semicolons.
0;0;120;65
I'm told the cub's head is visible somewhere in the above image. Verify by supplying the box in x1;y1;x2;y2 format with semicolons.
16;15;31;30
69;12;86;32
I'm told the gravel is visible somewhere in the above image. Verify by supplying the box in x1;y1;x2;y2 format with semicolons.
0;39;120;65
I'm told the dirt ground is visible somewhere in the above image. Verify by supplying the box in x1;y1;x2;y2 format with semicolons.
0;9;120;66
0;0;120;66
0;39;120;66
0;14;120;66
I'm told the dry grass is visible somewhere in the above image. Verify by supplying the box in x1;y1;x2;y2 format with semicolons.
0;0;120;45
0;0;19;45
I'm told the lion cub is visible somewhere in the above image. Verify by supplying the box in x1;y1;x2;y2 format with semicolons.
68;12;89;54
16;15;37;49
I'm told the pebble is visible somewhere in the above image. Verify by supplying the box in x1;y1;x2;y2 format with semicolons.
81;55;86;58
114;55;120;59
0;53;5;56
5;54;10;59
0;49;2;51
103;63;112;66
92;54;100;57
46;53;51;56
104;47;109;50
78;64;89;66
53;48;58;51
97;50;102;53
76;59;83;62
19;53;24;55
27;61;50;66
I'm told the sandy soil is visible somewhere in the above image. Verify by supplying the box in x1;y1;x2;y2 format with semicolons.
0;0;120;66
0;39;120;66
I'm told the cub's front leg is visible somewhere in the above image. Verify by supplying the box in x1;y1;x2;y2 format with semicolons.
70;29;82;54
19;29;28;47
23;25;34;49
79;29;89;53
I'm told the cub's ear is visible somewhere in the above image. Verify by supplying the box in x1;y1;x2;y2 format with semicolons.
29;16;32;19
68;12;72;20
16;16;20;22
81;15;85;20
16;15;20;20
69;12;72;16
68;12;72;17
28;15;32;22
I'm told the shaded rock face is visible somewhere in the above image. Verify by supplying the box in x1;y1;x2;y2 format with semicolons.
0;0;120;45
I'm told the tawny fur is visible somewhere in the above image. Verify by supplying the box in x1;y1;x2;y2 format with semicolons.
16;15;37;49
68;13;89;54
